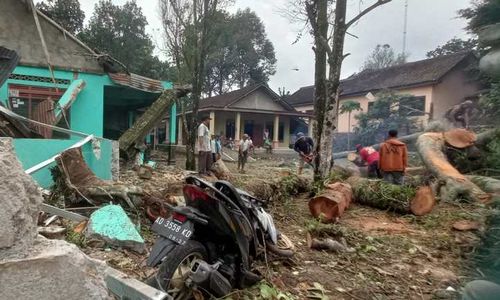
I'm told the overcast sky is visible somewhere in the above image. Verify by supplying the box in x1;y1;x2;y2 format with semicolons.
75;0;473;93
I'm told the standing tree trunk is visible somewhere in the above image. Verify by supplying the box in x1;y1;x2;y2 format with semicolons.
306;0;391;181
306;0;328;182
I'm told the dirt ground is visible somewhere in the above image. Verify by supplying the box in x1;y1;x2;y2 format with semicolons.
74;151;487;299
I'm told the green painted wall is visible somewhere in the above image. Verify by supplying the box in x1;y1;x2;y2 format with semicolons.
13;138;113;188
0;65;113;137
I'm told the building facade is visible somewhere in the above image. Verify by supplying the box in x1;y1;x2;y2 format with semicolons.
286;52;481;133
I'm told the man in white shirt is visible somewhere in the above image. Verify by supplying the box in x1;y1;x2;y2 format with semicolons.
237;134;253;172
197;116;212;175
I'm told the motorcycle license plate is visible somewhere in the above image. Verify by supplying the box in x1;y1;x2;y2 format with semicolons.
151;217;194;245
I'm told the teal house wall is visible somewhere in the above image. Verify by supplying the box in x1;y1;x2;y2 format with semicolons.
0;65;113;137
0;1;175;189
13;138;113;188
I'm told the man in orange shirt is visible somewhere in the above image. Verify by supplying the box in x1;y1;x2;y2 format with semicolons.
379;129;408;185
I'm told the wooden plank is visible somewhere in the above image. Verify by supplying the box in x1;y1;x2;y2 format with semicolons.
40;203;88;222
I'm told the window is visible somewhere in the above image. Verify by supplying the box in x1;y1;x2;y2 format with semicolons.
8;84;67;138
367;102;375;114
399;96;426;117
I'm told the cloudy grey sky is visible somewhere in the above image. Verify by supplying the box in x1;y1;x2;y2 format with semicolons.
76;0;473;93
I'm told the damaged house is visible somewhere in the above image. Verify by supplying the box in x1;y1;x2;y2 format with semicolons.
0;0;175;188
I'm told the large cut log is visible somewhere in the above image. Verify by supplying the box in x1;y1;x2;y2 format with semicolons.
416;132;490;203
443;128;477;149
346;176;435;215
118;85;190;158
308;182;352;223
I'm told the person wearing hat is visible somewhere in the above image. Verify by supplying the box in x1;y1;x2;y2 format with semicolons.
238;133;253;172
197;115;212;175
293;132;314;175
355;144;381;178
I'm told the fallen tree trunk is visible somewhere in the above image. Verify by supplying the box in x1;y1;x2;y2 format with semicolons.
308;182;352;223
55;148;143;209
416;132;490;203
466;175;500;197
244;174;311;202
346;176;435;215
211;159;231;180
118;85;190;159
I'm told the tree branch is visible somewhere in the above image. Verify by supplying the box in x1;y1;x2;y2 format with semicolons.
346;0;392;29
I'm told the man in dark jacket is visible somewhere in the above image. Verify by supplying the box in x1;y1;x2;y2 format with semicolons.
379;129;408;185
294;132;314;175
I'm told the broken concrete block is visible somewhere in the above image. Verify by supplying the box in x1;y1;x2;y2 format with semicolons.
0;138;42;258
86;205;145;253
0;237;112;300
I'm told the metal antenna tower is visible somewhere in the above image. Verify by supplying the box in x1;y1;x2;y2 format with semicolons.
402;0;409;57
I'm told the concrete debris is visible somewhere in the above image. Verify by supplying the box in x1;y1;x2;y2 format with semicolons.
0;237;112;300
138;164;153;179
0;138;42;258
86;205;145;254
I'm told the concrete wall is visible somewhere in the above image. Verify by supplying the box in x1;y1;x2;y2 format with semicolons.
0;0;102;73
12;137;114;188
337;86;433;133
431;69;481;119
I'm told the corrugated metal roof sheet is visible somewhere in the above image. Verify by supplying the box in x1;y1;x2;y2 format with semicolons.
108;72;164;93
0;46;20;87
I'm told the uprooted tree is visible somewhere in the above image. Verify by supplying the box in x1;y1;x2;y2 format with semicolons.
302;0;391;181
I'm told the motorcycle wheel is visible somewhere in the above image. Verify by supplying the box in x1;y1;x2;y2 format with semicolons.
154;240;208;300
266;233;295;257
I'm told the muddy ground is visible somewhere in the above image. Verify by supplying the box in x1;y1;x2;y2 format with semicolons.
74;151;487;299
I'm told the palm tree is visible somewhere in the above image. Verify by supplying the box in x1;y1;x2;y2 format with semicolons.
339;100;362;150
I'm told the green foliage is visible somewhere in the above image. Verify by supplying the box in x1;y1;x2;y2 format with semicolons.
459;0;500;34
485;138;500;170
339;100;362;115
426;38;478;58
66;226;86;248
362;44;407;71
78;0;171;80
223;281;296;300
37;0;85;34
480;83;500;126
203;8;277;96
472;208;500;281
351;179;416;213
353;91;423;146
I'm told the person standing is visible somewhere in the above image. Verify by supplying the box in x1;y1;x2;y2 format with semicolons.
355;144;382;178
238;134;252;172
197;116;212;175
210;134;217;163
379;129;408;185
294;132;314;175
